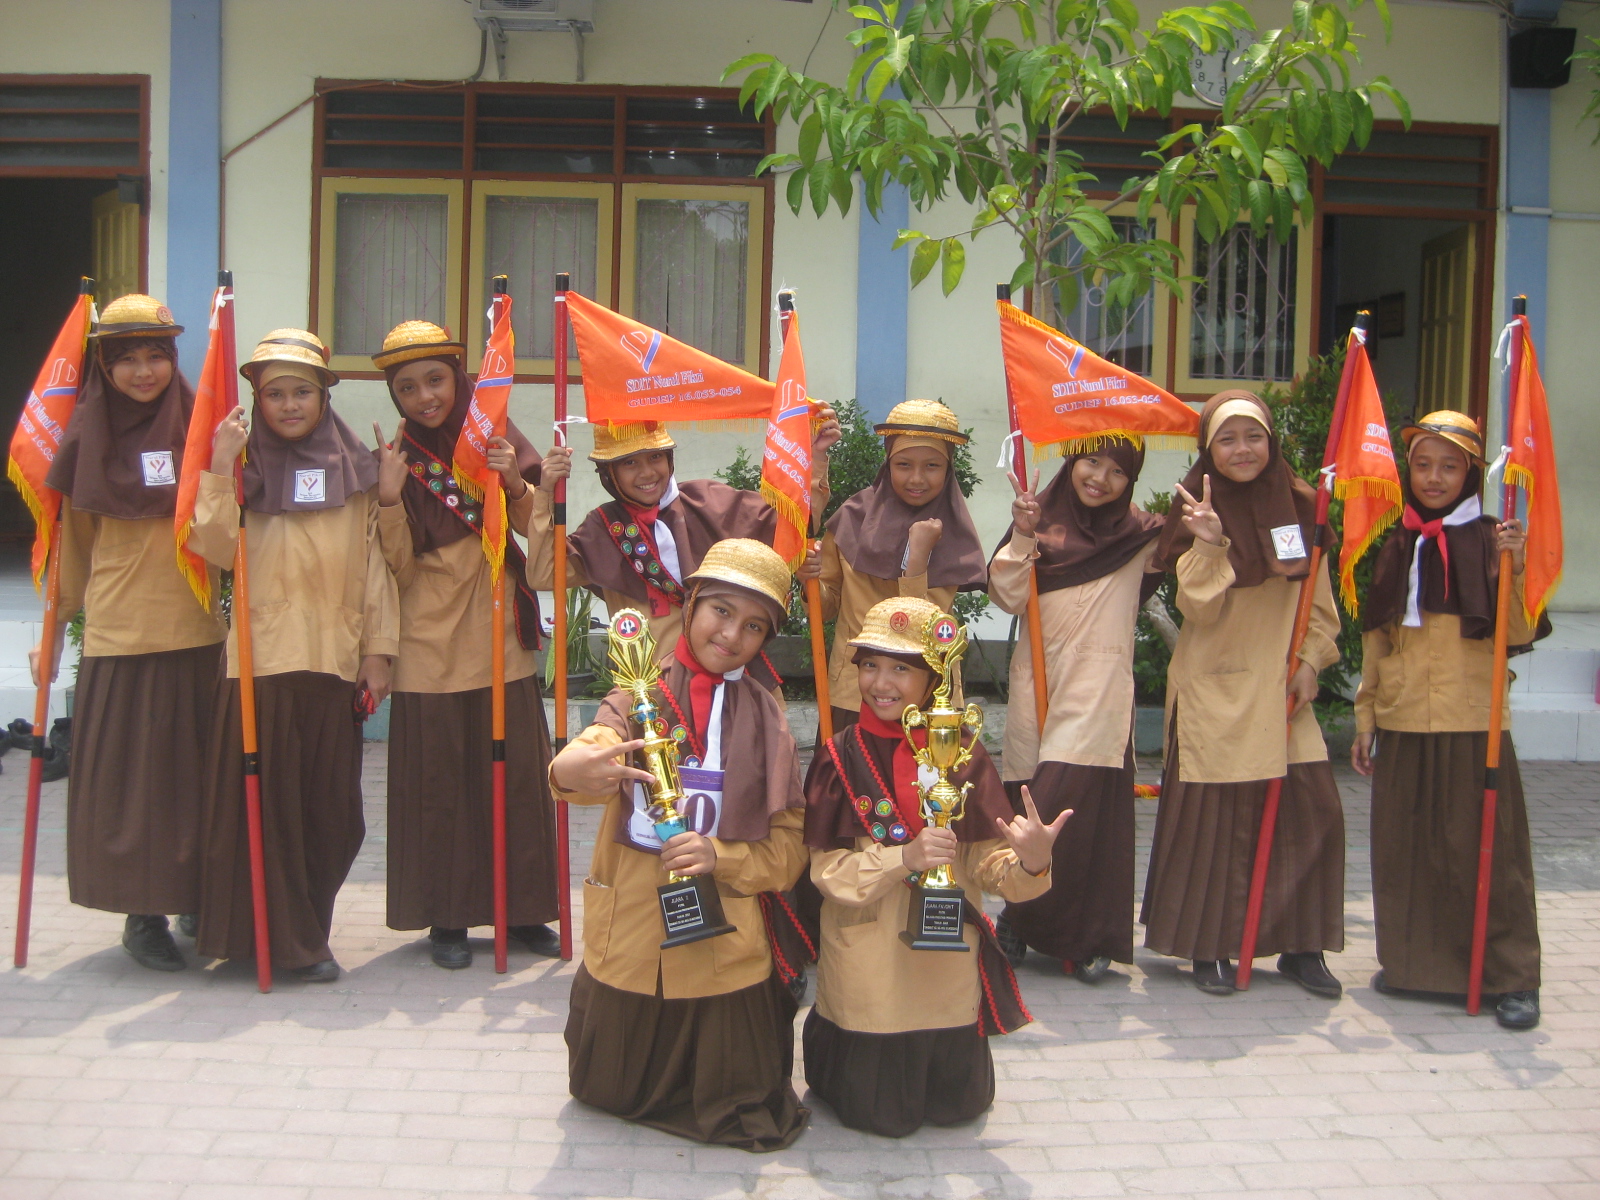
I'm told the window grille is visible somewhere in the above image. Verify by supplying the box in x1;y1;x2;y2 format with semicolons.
0;82;142;170
1190;224;1298;382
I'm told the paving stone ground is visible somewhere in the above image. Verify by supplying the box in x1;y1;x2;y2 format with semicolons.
0;743;1597;1200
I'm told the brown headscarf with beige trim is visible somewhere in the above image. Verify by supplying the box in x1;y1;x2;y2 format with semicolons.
241;361;380;514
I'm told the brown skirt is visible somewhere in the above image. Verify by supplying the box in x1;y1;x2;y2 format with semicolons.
385;676;560;931
196;672;365;970
1371;730;1540;994
1001;755;1136;964
67;642;223;915
1142;720;1345;962
802;1008;994;1138
565;964;808;1152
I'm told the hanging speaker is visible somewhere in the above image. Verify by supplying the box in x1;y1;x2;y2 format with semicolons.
1508;27;1577;89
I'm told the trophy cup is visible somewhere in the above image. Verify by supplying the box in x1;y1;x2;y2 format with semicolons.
899;610;985;951
606;609;736;949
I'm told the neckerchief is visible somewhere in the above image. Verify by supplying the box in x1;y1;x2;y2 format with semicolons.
600;477;687;617
821;707;927;846
673;635;719;751
1402;493;1480;627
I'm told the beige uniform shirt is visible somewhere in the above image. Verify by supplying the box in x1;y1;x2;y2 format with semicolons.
189;472;399;681
1166;538;1341;784
810;838;1049;1034
58;499;226;657
816;531;957;714
989;535;1156;776
1354;570;1534;735
378;487;542;693
550;721;809;999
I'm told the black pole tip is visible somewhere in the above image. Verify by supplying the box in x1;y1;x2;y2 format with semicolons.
493;275;508;296
218;270;232;287
1353;310;1371;332
1513;295;1527;316
556;271;570;291
79;276;95;295
997;283;1011;301
777;290;794;313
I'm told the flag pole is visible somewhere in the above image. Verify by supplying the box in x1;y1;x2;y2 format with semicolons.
489;276;511;975
11;277;94;969
1467;295;1526;1016
1236;311;1369;990
776;291;834;742
996;284;1050;734
551;271;574;961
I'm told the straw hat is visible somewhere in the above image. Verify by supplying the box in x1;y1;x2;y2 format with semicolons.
1400;410;1485;465
686;538;792;628
589;422;678;463
848;596;946;658
94;293;183;339
241;329;338;387
874;398;968;445
371;320;466;371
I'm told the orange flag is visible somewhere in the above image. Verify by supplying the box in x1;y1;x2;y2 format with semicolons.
452;288;514;580
8;288;94;586
996;299;1198;456
566;291;773;433
1330;326;1402;616
1506;314;1563;624
762;310;812;570
174;283;238;609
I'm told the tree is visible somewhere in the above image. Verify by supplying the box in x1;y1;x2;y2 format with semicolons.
726;0;1409;327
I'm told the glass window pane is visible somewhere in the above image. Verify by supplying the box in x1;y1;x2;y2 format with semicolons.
483;195;599;359
1053;216;1156;377
333;193;449;358
633;198;749;365
1190;224;1298;381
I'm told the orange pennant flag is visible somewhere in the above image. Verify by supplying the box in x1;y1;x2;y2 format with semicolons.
452;287;514;580
996;299;1199;457
8;287;94;586
174;284;238;609
1330;326;1402;616
566;291;773;433
1506;314;1563;624
762;309;812;570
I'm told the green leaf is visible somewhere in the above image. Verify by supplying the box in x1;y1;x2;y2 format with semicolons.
866;59;899;103
807;162;831;216
1218;123;1263;175
910;238;941;287
786;166;806;215
1369;78;1412;127
891;229;924;251
829;163;855;214
1008;257;1037;294
797;111;822;168
940;238;966;297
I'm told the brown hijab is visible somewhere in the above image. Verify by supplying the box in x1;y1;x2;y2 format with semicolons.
382;356;542;555
993;439;1162;594
45;339;193;519
242;364;380;514
1154;391;1326;587
826;436;988;591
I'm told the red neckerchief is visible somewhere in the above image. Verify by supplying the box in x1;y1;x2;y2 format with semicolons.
855;704;927;837
1403;504;1452;598
672;635;721;753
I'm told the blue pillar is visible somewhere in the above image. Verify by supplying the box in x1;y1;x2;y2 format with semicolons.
167;0;222;374
854;183;910;420
1504;87;1550;363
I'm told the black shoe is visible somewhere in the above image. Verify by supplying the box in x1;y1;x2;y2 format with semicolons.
176;913;198;939
48;717;70;755
1496;989;1540;1030
39;746;68;783
292;959;340;983
429;928;471;970
1192;959;1236;995
509;924;562;958
993;912;1027;967
122;914;185;972
1278;951;1342;999
1073;955;1112;984
6;718;33;750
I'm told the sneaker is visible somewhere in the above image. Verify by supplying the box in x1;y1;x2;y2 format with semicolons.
509;924;562;958
1278;951;1342;999
429;927;471;970
1192;959;1237;995
122;914;185;972
292;959;340;983
176;913;198;939
1495;989;1540;1030
993;912;1027;967
1073;955;1113;984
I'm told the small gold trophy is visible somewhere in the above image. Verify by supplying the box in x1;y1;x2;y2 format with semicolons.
606;609;735;949
899;609;985;951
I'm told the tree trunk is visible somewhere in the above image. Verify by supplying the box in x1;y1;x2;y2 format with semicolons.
1142;591;1179;652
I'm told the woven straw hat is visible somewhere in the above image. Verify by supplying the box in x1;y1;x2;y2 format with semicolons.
874;398;967;445
94;293;183;339
686;539;792;627
1400;410;1485;465
241;329;338;387
589;422;678;463
849;596;946;658
371;320;467;371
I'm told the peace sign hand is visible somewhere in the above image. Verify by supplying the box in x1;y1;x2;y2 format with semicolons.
1175;474;1225;546
994;785;1070;877
1007;467;1042;537
374;420;409;508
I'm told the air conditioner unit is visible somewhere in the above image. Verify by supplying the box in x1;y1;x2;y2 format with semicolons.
472;0;595;34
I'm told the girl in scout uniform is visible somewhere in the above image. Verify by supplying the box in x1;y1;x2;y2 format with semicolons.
35;294;227;972
1353;411;1545;1030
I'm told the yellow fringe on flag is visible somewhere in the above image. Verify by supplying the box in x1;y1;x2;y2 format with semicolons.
175;533;212;613
1333;475;1404;618
1032;432;1196;461
449;459;507;581
1504;461;1559;626
759;478;809;571
7;459;52;589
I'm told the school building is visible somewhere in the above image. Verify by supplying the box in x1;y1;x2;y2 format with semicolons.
3;0;1600;754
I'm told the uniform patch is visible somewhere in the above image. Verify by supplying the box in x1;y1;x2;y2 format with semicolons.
293;469;326;504
1270;523;1307;560
140;451;175;487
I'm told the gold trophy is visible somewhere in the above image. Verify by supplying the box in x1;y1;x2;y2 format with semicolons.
899;609;985;951
606;608;735;949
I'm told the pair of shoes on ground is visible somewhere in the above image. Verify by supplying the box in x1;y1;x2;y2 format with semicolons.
1191;952;1342;999
4;716;71;781
122;914;185;971
1372;969;1540;1029
993;914;1113;984
429;923;562;969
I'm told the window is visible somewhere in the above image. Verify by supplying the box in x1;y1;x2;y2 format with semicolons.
0;79;144;170
311;84;773;378
1053;209;1171;382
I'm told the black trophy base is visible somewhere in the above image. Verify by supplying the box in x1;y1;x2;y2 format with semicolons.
900;884;970;951
658;875;736;949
